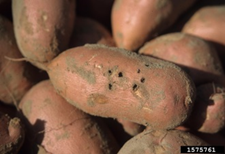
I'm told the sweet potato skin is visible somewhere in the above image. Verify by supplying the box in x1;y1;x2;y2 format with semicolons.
45;44;196;130
182;5;225;65
118;129;209;154
0;15;33;105
184;83;225;133
111;0;196;51
19;80;119;154
12;0;75;63
139;32;224;85
117;118;145;136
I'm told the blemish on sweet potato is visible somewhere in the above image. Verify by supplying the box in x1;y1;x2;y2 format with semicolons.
137;69;140;73
113;0;122;10
66;57;96;84
140;77;145;83
132;83;149;105
108;83;113;90
37;11;48;31
156;0;168;9
107;66;118;77
118;72;123;77
49;30;59;54
20;7;33;35
22;100;32;117
55;131;70;141
149;88;166;108
88;94;108;106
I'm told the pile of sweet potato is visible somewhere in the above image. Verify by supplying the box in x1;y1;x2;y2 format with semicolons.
0;0;225;153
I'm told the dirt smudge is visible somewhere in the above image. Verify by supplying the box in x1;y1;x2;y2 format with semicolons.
87;94;108;107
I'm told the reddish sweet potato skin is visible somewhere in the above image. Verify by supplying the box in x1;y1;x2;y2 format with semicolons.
19;80;119;154
184;83;225;133
111;0;196;51
117;118;145;136
12;0;75;63
118;129;209;154
0;15;33;105
139;33;224;85
45;44;196;130
182;5;225;65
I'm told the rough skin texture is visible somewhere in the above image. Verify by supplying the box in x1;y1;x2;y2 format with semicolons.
46;44;196;130
12;0;75;63
139;32;224;86
19;80;119;154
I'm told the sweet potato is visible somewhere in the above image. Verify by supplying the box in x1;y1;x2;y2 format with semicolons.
182;5;225;67
139;32;224;85
69;17;115;47
0;113;24;154
163;0;225;33
19;80;119;154
0;15;33;105
118;129;209;154
31;44;196;130
12;0;75;63
111;0;196;51
184;83;225;133
117;118;145;136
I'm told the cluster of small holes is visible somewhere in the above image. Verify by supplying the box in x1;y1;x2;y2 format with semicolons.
107;68;145;91
137;69;145;83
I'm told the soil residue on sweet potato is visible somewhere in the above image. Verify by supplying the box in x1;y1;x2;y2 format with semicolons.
20;7;33;35
87;94;108;107
22;100;32;117
66;56;96;84
156;0;169;9
37;10;49;32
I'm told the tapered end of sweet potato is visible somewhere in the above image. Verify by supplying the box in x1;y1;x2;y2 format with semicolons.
0;113;24;154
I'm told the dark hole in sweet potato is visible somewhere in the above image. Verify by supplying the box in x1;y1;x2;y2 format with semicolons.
145;64;149;67
137;69;140;73
118;72;123;77
140;77;145;83
108;83;112;90
132;84;139;91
